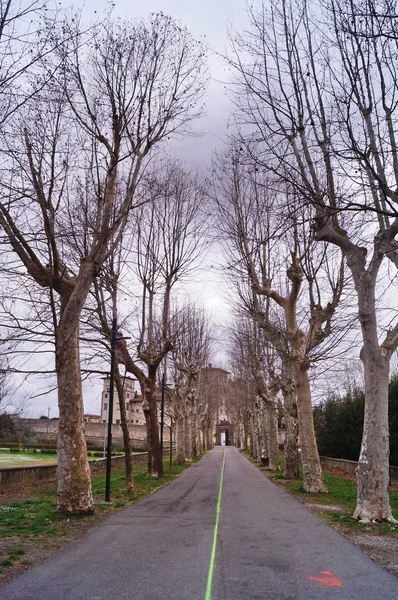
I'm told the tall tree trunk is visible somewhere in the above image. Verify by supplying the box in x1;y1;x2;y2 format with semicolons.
203;426;208;451
295;361;327;493
252;414;261;459
259;403;268;458
190;397;198;458
206;425;212;450
236;426;241;449
243;421;249;450
340;257;396;522
114;369;134;494
266;401;280;471
282;363;299;479
184;407;193;461
354;330;394;521
201;427;206;452
174;388;186;464
197;428;202;454
200;427;205;452
143;365;163;477
56;324;94;514
176;414;185;464
255;431;261;460
249;429;255;458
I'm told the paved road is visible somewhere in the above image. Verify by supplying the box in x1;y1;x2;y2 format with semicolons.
0;447;397;599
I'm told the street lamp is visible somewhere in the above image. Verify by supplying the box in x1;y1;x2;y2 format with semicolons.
105;318;129;503
160;373;165;459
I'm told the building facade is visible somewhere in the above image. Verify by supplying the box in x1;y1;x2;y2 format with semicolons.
84;414;102;423
199;365;235;446
100;377;146;425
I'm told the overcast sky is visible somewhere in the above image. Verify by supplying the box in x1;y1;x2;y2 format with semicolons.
12;0;248;418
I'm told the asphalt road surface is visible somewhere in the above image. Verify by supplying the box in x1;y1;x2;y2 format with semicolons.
0;447;397;599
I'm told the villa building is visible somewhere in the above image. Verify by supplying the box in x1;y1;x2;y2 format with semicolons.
100;377;146;425
198;365;235;446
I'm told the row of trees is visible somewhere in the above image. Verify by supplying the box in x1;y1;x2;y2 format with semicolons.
2;0;398;527
214;0;398;523
0;1;234;511
0;1;209;513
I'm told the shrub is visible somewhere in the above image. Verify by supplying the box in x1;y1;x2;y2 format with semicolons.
314;381;398;465
0;440;19;448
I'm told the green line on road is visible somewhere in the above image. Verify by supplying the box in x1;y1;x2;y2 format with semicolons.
205;449;226;600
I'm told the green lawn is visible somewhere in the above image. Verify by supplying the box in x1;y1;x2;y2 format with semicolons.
0;457;195;576
247;456;398;534
0;450;58;466
0;458;192;538
0;449;141;467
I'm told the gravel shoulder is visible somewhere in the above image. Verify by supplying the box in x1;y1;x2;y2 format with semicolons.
257;461;398;579
303;501;398;576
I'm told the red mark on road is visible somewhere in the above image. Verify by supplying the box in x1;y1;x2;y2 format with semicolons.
308;571;343;588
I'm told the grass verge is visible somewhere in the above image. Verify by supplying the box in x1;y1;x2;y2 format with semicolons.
0;457;196;583
0;450;58;466
245;455;398;534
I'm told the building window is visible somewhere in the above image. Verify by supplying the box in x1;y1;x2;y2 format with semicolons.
136;409;139;413
104;393;108;398
136;420;139;423
116;419;120;424
103;403;108;411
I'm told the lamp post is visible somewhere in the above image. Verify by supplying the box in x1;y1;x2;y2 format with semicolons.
105;319;130;503
169;418;174;470
105;318;117;503
160;372;165;459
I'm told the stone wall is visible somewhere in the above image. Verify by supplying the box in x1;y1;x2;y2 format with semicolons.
320;456;398;487
0;463;58;491
0;452;148;492
13;418;171;447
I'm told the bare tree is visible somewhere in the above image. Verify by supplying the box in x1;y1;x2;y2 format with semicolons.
170;303;212;463
228;0;398;522
210;147;299;478
227;328;255;451
104;160;207;477
0;0;66;127
90;249;137;494
211;148;347;491
0;14;207;513
195;369;217;453
0;0;80;416
228;316;280;469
